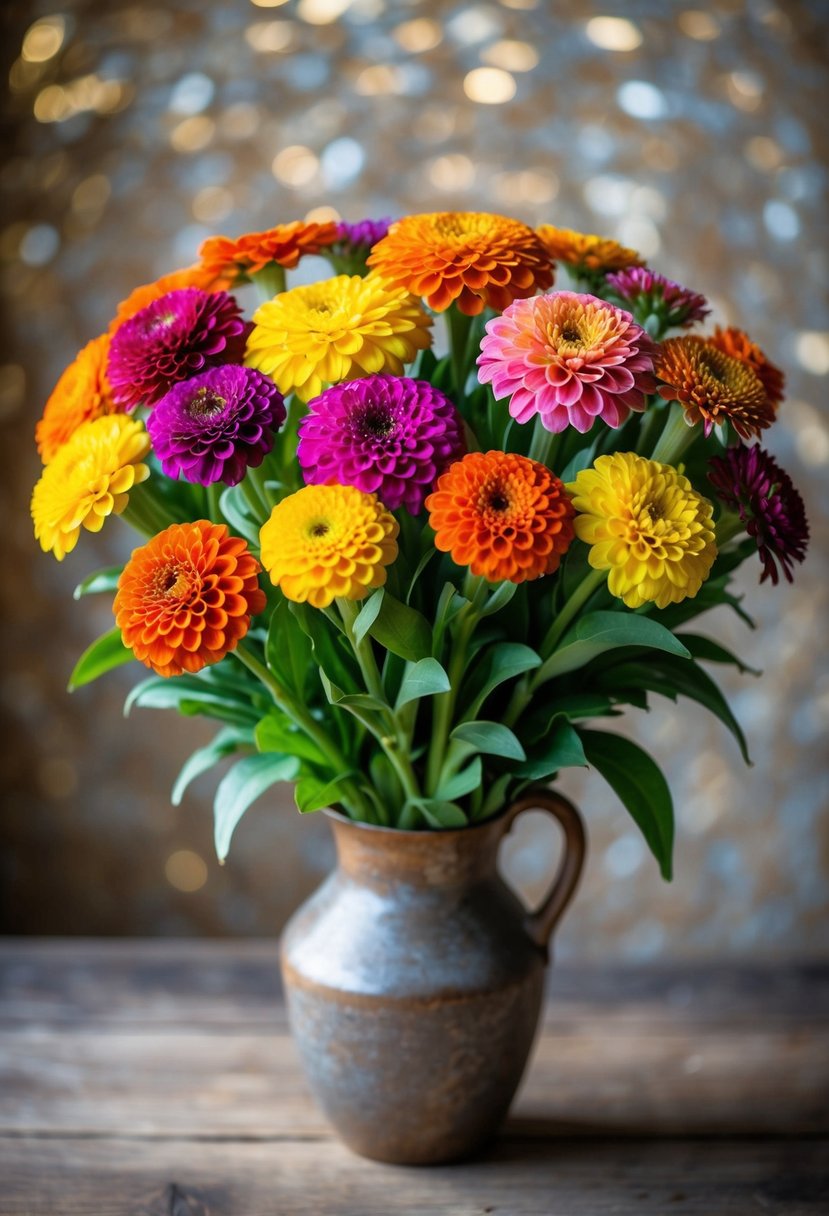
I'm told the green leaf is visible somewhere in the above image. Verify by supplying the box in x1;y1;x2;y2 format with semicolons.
353;589;385;646
124;675;261;724
436;756;482;801
255;712;327;764
172;728;249;805
480;581;517;617
408;798;468;828
478;773;516;819
516;716;588;780
214;753;299;861
73;565;123;600
599;655;751;765
219;484;261;546
539;611;690;681
675;632;761;677
266;598;312;694
366;590;432;663
294;771;356;814
395;658;451;710
580;730;674;880
450;720;526;761
290;602;360;693
463;643;542;719
68;628;134;690
559;444;598;483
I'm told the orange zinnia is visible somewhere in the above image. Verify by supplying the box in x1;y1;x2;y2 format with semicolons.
35;334;119;463
536;225;643;274
425;451;575;584
366;212;553;316
109;264;227;333
707;325;785;409
655;336;775;440
114;521;266;678
199;220;339;283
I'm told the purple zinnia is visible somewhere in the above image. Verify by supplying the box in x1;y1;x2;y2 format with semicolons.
297;375;465;514
708;444;809;585
605;267;710;332
108;288;247;411
335;218;393;250
146;365;286;486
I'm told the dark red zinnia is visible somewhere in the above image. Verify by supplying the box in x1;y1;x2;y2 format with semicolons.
708;444;809;585
107;288;247;411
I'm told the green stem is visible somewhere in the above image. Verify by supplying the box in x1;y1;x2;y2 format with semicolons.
650;400;696;465
715;510;746;547
206;482;222;523
640;401;666;457
446;304;474;404
528;415;555;466
239;474;268;525
539;567;606;658
252;263;286;302
425;589;482;794
337;598;422;811
234;642;375;822
248;463;273;516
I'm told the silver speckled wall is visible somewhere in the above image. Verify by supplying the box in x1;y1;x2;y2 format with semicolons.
2;0;827;957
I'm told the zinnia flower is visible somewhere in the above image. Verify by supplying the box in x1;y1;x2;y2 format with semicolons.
568;452;717;609
425;451;575;584
335;218;393;250
146;365;286;487
107;288;247;412
36;333;119;463
31;415;151;561
244;273;432;403
297;375;465;514
655;336;775;440
114;521;266;677
707;326;785;408
708;444;808;585
536;225;643;275
109;265;227;334
478;291;657;434
604;267;710;330
199;220;339;284
366;212;553;316
259;484;399;608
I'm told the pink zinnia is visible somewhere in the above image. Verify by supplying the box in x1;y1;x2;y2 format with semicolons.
477;291;657;434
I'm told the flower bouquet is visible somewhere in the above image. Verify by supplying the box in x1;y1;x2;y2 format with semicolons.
32;211;807;877
31;210;810;1162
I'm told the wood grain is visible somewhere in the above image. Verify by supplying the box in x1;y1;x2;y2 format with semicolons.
1;941;827;1214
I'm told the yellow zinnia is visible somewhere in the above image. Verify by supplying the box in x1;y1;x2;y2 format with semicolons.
31;415;151;561
537;225;643;274
244;273;432;402
259;483;399;609
568;453;717;609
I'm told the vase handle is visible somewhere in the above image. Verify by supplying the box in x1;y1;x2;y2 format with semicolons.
500;789;586;955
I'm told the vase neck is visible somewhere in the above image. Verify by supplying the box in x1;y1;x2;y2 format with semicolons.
328;813;505;889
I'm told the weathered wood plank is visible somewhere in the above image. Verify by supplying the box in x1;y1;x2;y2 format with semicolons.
2;940;827;1029
0;1135;827;1216
1;1023;826;1138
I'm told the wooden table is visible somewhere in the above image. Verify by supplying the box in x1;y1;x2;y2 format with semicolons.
1;942;827;1215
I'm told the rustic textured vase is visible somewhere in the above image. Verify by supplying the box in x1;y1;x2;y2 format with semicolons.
280;790;586;1164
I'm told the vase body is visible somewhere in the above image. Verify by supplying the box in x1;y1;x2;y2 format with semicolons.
280;792;585;1164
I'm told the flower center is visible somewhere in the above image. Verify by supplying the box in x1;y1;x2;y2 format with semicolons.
309;520;330;538
146;311;176;335
156;563;190;598
188;388;226;419
561;326;582;343
356;402;395;439
489;492;509;511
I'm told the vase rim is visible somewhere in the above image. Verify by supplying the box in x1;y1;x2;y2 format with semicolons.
322;804;511;840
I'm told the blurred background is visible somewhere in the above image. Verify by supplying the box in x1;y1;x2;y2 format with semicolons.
1;0;826;958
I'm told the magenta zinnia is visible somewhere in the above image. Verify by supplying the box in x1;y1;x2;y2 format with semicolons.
146;365;286;487
107;288;247;411
708;444;809;585
478;291;657;434
605;267;710;330
297;375;465;514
